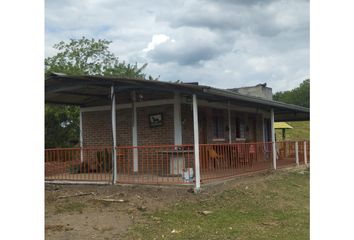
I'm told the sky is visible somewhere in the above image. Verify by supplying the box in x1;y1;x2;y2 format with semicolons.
45;0;309;92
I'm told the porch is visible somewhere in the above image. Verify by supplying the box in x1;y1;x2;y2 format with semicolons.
45;140;310;185
45;73;310;190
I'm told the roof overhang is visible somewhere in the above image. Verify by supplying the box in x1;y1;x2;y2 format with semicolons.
45;73;309;122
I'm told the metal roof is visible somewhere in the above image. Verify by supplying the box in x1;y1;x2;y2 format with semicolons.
45;72;309;121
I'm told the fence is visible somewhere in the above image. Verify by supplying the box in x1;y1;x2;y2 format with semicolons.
45;147;113;182
199;142;274;182
45;141;310;185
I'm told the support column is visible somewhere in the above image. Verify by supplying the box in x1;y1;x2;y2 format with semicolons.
111;86;117;184
270;108;276;170
262;114;265;142
228;100;232;144
192;94;201;192
295;141;299;166
304;141;308;166
174;93;182;145
79;110;83;163
132;91;138;172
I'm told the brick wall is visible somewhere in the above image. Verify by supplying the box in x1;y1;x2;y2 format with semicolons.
180;103;264;145
82;102;265;147
81;100;266;174
137;104;174;146
82;111;112;147
82;105;174;147
82;103;174;174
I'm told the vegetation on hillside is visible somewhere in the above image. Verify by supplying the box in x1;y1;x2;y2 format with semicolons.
273;79;310;141
273;79;310;108
275;121;310;141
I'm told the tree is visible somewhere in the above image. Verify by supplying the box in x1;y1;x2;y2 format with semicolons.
45;37;150;148
273;79;310;108
45;37;148;77
45;105;80;148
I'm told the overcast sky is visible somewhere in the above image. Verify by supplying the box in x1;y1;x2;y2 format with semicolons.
45;0;309;92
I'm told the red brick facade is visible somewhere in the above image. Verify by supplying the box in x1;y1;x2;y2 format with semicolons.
82;105;174;147
82;95;267;147
180;104;265;145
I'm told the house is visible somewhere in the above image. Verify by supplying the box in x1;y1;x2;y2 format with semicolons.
45;73;310;191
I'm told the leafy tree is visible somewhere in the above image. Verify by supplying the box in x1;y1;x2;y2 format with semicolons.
45;105;80;148
45;37;148;77
273;79;310;108
45;37;150;148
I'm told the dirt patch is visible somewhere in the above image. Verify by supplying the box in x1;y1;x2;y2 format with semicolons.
45;183;199;239
45;168;306;239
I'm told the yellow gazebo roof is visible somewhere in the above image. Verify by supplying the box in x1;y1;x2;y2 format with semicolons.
274;122;293;129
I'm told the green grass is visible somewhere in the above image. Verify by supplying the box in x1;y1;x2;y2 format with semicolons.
123;169;309;240
276;121;310;141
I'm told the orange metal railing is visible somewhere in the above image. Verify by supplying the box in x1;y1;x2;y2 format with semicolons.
45;141;310;185
199;142;274;182
275;140;310;167
115;144;195;185
45;147;113;182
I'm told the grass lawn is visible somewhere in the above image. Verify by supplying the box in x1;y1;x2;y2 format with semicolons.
123;168;309;240
276;121;310;141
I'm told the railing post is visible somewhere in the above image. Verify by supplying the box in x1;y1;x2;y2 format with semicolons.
304;141;308;166
270;108;276;170
111;86;117;184
295;141;299;166
192;94;201;192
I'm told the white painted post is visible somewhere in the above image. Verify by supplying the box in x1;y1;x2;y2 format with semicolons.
270;108;276;170
174;93;182;145
304;141;308;166
111;86;117;184
192;94;201;192
79;110;83;163
132;91;138;172
295;141;299;166
228;100;232;144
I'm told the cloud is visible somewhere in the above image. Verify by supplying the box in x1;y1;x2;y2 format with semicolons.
157;0;309;37
143;34;171;52
145;28;233;65
45;0;309;92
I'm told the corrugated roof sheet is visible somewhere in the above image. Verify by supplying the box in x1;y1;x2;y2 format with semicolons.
45;72;310;121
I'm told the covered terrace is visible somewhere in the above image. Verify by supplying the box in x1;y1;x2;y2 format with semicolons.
45;73;310;191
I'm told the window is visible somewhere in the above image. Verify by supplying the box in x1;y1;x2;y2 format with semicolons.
263;119;271;142
212;110;224;139
236;117;245;139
